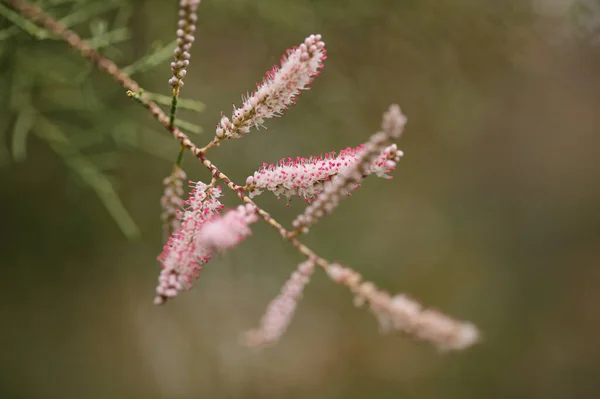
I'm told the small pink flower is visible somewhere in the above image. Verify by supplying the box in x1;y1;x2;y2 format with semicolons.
245;144;402;201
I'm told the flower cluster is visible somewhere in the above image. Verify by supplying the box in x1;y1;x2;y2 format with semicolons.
168;0;201;90
160;166;186;239
293;105;407;233
325;263;479;350
155;182;223;304
215;34;326;140
156;184;259;305
245;144;403;201
243;260;316;347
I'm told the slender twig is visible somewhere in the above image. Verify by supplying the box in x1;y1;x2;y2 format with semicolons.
169;91;178;129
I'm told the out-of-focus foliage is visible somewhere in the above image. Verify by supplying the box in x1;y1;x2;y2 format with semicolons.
569;0;600;41
0;0;203;237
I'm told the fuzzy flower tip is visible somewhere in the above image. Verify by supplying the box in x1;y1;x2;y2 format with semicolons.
245;144;402;201
216;34;327;139
160;167;187;239
169;0;201;90
196;203;259;252
292;104;407;232
243;260;315;347
154;182;223;305
325;263;479;351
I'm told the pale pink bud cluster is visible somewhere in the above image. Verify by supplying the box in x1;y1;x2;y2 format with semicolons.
160;167;187;239
292;105;407;232
168;0;201;90
245;144;402;201
243;260;315;347
196;203;259;252
215;34;326;139
155;181;223;305
325;263;479;351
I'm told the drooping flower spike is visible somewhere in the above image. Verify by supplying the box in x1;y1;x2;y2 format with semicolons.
160;166;187;239
155;187;258;305
155;181;223;304
243;259;316;347
325;263;479;351
216;34;327;140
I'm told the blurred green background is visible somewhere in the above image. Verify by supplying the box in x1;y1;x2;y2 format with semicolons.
1;0;600;398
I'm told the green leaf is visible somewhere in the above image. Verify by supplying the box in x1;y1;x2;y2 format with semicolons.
133;129;182;162
11;105;35;162
0;114;10;168
145;91;205;112
58;0;123;29
0;3;49;39
86;27;131;50
34;113;140;239
174;119;203;134
87;151;120;170
113;3;133;29
122;39;178;76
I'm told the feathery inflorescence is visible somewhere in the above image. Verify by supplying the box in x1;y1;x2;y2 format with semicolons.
155;183;259;305
325;263;479;350
155;182;223;304
215;34;326;140
245;144;402;201
292;104;407;233
243;260;316;347
160;167;187;239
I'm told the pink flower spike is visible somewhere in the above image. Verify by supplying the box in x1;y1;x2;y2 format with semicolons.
160;166;187;240
216;34;326;139
243;260;316;347
324;263;479;351
245;144;402;201
292;105;407;233
154;181;223;305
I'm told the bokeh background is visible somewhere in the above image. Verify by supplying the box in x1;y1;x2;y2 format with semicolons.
1;0;600;398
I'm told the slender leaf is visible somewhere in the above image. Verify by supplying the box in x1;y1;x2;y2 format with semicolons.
11;105;35;162
145;91;205;112
34;113;140;239
122;39;177;76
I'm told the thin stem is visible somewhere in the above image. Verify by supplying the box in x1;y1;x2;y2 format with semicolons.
170;88;183;167
198;136;220;153
169;88;179;129
175;145;185;167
